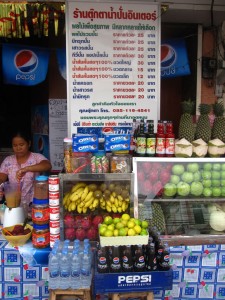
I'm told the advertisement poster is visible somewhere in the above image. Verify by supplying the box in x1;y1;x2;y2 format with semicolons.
48;99;67;172
66;0;160;136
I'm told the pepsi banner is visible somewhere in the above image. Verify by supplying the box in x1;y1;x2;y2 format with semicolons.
56;48;66;80
161;39;190;78
2;44;50;86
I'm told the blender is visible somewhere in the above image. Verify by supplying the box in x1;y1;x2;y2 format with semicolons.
3;182;25;228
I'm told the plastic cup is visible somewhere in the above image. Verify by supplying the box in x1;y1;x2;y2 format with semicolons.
4;182;21;208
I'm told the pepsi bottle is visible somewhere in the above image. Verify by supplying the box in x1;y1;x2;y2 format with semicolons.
97;246;109;273
134;244;146;272
158;243;170;271
110;246;121;273
146;242;157;271
122;245;133;272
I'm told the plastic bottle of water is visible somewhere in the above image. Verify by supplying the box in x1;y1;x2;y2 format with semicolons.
81;249;91;288
70;248;81;289
48;247;60;289
59;246;71;289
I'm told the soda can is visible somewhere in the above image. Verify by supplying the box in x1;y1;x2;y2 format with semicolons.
49;206;60;220
50;220;60;234
50;233;60;248
48;175;60;192
49;191;60;206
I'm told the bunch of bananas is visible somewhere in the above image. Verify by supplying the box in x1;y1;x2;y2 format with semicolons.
99;192;130;213
63;182;99;214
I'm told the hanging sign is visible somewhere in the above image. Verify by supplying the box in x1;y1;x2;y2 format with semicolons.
66;0;161;137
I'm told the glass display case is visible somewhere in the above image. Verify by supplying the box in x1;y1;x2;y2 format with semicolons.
59;173;134;241
132;157;225;246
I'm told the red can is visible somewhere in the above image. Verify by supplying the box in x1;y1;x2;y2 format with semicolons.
50;233;60;248
49;191;60;206
50;220;60;234
49;206;60;220
48;175;60;192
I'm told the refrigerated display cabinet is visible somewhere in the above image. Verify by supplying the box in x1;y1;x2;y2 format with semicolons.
132;157;225;246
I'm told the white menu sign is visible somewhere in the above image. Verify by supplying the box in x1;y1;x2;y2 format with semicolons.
66;0;161;136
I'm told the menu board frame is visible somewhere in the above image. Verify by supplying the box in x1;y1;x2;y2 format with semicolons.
66;0;161;136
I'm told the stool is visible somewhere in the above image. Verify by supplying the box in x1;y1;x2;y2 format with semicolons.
49;288;92;300
111;291;154;300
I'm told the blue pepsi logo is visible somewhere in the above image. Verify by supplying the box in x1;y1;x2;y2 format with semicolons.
161;44;176;68
99;257;106;264
139;255;145;263
113;257;119;264
14;50;38;73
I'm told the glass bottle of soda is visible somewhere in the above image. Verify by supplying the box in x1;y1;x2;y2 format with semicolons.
136;119;146;157
122;245;133;272
146;242;157;271
158;243;170;271
134;244;146;272
165;121;175;157
156;120;165;157
146;120;156;157
110;246;122;273
97;246;109;273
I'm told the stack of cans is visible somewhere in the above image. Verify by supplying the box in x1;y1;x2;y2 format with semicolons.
48;175;60;247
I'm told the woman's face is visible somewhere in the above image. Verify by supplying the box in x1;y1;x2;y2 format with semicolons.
12;137;31;157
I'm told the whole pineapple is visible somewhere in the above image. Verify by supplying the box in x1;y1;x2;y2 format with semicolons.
195;103;212;142
178;100;196;142
212;101;225;142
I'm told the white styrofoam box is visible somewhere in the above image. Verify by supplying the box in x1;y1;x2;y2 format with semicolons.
184;268;199;282
4;283;21;298
170;245;185;252
181;284;198;298
99;233;148;246
204;244;220;251
198;284;214;299
184;254;201;267
200;268;216;282
41;266;49;281
166;284;181;298
3;267;21;282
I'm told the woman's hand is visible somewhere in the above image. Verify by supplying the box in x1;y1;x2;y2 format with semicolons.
16;169;26;182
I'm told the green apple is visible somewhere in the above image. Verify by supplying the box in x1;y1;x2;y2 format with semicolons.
201;170;211;180
177;182;190;196
203;163;212;171
170;175;180;185
141;220;149;229
211;179;220;187
115;222;124;230
127;220;136;228
221;164;225;171
190;182;203;196
118;228;127;236
221;187;225;197
221;179;225;187
211;171;221;180
187;163;199;173
127;228;136;236
163;183;177;197
220;171;225;179
193;171;201;181
202;179;212;188
181;171;194;183
134;225;142;234
203;187;212;197
212;187;221;197
213;163;221;171
104;229;113;237
103;216;113;225
172;164;185;175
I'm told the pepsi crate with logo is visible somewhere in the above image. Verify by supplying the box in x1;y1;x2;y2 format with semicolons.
93;263;173;295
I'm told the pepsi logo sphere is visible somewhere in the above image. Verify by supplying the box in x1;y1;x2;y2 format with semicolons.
161;44;176;68
14;50;38;73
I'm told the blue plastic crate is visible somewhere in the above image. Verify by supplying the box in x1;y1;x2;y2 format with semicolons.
94;268;173;294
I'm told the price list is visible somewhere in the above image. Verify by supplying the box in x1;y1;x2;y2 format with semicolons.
66;0;161;135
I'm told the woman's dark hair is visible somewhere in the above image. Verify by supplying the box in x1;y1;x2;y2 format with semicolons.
11;129;32;144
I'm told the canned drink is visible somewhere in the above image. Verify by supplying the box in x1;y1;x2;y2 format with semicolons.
50;220;60;234
50;233;60;248
49;206;60;220
49;191;60;206
48;175;60;192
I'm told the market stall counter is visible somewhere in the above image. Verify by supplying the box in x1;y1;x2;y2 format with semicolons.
0;234;50;300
